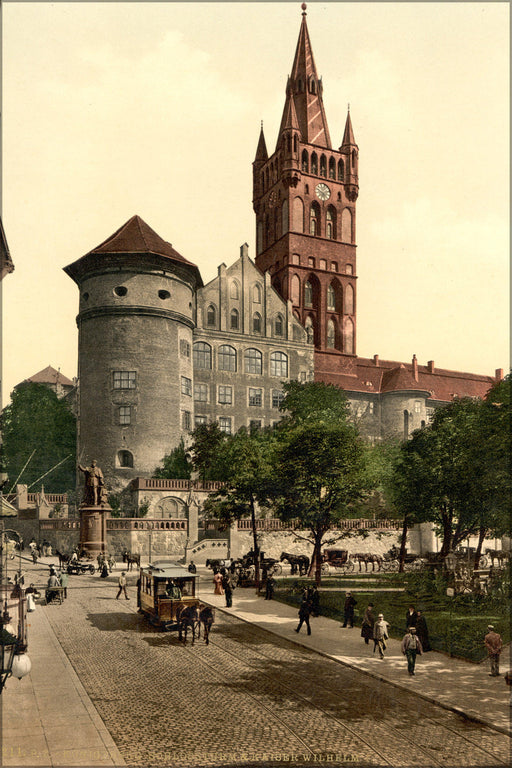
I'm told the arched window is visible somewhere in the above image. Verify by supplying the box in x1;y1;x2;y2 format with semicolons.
270;351;288;378
327;284;336;311
309;202;320;236
218;345;237;372
345;284;354;314
230;281;239;299
206;304;216;327
230;309;239;330
292;197;304;232
311;153;318;175
327;319;336;348
320;155;327;177
292;253;300;265
301;150;309;173
341;208;353;242
118;450;133;468
253;284;262;303
328;157;335;179
274;314;284;336
193;342;212;369
338;159;344;181
293;135;298;153
304;280;313;308
291;274;300;304
253;312;262;334
244;348;262;374
344;317;354;354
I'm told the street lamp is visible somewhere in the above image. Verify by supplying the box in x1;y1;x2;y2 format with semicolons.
0;524;32;693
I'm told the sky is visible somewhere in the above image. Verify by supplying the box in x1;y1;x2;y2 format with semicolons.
1;1;509;406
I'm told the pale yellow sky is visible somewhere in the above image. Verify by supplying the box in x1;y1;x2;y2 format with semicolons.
2;2;509;405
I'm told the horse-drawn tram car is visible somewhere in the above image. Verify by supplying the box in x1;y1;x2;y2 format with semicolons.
138;562;214;644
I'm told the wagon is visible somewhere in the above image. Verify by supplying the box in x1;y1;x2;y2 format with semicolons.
139;562;210;632
67;560;95;575
321;549;355;575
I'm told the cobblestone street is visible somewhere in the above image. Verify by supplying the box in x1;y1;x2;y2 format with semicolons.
35;574;510;768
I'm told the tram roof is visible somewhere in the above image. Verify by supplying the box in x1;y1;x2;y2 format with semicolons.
143;562;195;579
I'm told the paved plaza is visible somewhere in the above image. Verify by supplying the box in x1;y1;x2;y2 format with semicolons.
1;560;510;768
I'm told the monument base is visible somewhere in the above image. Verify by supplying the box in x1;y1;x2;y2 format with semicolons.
79;504;111;556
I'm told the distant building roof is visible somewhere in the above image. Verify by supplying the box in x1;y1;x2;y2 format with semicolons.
0;218;14;280
24;365;74;388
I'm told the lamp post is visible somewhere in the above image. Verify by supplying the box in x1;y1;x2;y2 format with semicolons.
444;551;457;657
0;523;32;692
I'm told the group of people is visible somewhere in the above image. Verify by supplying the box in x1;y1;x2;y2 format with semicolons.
212;568;235;608
45;565;68;603
359;602;432;674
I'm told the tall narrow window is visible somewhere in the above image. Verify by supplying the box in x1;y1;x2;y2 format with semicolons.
244;348;262;374
218;345;237;372
193;342;212;369
344;318;354;354
304;281;313;308
119;406;131;425
305;316;314;344
327;319;336;348
329;157;336;179
327;284;336;311
301;150;309;172
118;450;133;468
338;159;344;181
341;208;352;242
218;385;232;405
270;351;288;378
206;305;216;327
309;203;319;236
291;274;300;304
320;155;327;177
345;284;354;315
230;281;239;299
253;312;262;334
253;284;262;303
230;309;239;330
326;206;336;240
248;388;262;406
219;417;232;434
274;314;284;336
311;153;318;175
194;383;208;402
181;376;192;396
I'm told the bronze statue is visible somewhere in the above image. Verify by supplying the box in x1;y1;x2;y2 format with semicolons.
78;460;105;506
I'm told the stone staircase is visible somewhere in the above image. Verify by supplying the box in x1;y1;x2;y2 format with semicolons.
186;537;229;564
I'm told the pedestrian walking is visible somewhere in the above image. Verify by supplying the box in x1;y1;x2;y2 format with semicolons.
484;625;502;676
308;585;320;616
100;562;109;578
213;570;224;595
265;575;276;600
373;613;389;659
59;570;69;599
401;626;423;675
505;670;512;707
405;604;418;629
342;591;357;627
222;569;234;608
295;597;312;635
415;610;431;651
116;571;129;600
361;602;375;645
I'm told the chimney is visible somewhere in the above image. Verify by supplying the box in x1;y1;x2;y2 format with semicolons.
495;368;504;381
373;354;379;366
427;360;435;373
240;243;249;259
412;354;418;382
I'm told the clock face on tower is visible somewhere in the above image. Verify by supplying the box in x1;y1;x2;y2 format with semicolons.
315;183;331;201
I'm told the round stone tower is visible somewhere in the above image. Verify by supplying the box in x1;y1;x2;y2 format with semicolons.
64;215;202;491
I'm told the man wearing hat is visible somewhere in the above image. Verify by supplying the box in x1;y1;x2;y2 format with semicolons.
342;590;357;628
401;626;423;676
484;625;502;677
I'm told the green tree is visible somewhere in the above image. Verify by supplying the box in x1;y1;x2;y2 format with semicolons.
189;423;230;484
271;382;366;584
202;427;275;589
391;391;510;566
153;438;192;479
0;383;76;493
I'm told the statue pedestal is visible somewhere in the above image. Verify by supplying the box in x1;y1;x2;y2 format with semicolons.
79;505;111;556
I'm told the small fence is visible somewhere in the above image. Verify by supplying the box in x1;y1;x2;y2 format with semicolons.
235;518;401;531
132;479;224;491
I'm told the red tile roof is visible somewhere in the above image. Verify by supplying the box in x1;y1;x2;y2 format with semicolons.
25;365;74;387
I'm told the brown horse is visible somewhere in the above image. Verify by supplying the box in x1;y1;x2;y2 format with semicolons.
198;606;215;645
352;553;383;572
177;605;200;646
122;550;141;571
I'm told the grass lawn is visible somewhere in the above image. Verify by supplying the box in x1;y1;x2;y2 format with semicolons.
273;570;510;663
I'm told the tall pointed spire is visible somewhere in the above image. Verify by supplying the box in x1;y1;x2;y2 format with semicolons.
278;4;331;149
254;122;268;163
341;108;356;149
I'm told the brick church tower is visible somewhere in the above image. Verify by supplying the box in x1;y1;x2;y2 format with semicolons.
254;4;359;377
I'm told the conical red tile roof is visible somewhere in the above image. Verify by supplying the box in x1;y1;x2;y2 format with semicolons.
86;215;193;265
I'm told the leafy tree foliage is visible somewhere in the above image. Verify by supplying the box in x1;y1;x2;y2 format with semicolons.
391;383;511;567
189;423;230;484
1;383;76;493
271;382;366;584
153;438;192;479
202;427;275;588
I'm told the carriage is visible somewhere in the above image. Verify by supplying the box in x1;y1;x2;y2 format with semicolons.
321;549;355;574
381;546;426;572
67;560;96;575
138;562;213;638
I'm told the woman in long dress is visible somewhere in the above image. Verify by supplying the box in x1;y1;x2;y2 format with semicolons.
415;610;432;651
360;602;375;645
213;570;224;595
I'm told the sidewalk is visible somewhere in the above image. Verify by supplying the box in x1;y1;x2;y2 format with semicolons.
203;579;512;737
